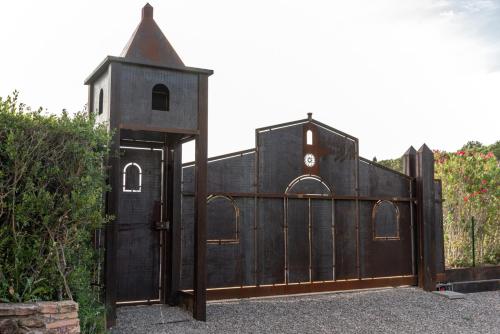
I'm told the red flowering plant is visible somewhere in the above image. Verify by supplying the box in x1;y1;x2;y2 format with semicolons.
434;144;499;267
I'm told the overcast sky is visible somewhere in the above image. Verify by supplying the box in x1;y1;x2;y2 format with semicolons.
0;0;499;162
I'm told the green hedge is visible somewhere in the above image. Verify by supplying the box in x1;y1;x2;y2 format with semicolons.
0;92;110;333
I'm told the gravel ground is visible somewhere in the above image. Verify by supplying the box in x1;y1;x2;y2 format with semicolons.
110;287;499;334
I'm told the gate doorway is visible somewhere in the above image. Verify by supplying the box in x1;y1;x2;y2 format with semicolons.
285;175;335;283
116;147;163;303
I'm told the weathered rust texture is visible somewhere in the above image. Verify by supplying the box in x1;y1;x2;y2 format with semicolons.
416;144;437;291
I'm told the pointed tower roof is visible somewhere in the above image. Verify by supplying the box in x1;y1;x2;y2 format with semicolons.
120;3;185;68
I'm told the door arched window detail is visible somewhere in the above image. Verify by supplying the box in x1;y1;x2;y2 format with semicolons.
372;200;400;240
207;195;239;244
123;162;142;192
98;89;104;115
152;84;169;111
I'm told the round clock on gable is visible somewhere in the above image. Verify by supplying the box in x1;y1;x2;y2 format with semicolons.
304;153;316;167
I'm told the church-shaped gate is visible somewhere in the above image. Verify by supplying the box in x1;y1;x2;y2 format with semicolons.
181;114;445;299
85;3;446;326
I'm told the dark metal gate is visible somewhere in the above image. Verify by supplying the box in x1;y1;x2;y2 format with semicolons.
180;115;443;300
116;147;163;303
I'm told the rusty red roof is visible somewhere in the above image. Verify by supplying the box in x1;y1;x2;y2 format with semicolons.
120;3;185;68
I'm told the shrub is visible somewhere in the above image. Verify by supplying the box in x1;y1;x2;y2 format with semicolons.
0;92;110;333
435;146;499;267
379;143;500;267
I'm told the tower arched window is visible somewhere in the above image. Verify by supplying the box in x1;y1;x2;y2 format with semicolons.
98;89;104;115
123;162;142;192
152;84;169;111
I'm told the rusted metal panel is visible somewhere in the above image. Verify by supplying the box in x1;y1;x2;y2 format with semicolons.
206;152;256;193
257;125;303;193
199;276;417;300
359;159;411;198
287;198;310;283
116;148;162;302
316;126;357;196
311;199;335;281
207;244;239;287
257;198;285;285
359;201;413;278
334;200;358;279
119;64;199;131
416;144;436;291
445;266;500;282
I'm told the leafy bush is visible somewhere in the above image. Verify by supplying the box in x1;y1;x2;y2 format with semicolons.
0;92;110;333
379;142;499;268
435;146;499;267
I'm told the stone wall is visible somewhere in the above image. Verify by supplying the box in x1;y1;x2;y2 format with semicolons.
0;301;79;334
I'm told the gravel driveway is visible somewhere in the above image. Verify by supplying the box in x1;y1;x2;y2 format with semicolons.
110;287;499;333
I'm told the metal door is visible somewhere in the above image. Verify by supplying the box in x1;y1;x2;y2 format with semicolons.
116;147;163;302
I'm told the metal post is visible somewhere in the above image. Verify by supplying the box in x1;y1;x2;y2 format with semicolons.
471;216;475;268
193;74;208;321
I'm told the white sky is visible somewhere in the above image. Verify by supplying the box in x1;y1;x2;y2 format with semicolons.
0;0;499;162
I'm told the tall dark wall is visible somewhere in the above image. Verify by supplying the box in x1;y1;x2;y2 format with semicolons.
180;120;438;291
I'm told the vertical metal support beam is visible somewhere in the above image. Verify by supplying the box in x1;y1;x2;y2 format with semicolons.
167;141;183;304
355;139;360;279
403;146;417;276
162;143;173;304
105;63;122;328
254;130;260;287
416;144;436;291
193;74;208;321
308;198;312;283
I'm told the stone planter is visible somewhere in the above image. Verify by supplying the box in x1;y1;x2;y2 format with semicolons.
0;301;79;334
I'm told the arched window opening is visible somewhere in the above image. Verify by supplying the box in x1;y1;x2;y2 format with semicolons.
372;200;400;240
152;84;169;111
207;195;239;244
98;89;104;115
306;129;313;145
123;162;142;192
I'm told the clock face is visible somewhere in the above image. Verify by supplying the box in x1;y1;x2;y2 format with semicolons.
304;153;316;167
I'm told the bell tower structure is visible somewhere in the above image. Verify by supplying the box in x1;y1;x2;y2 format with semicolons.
85;3;211;325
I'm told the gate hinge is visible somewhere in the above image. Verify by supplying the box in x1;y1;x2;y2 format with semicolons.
154;220;170;230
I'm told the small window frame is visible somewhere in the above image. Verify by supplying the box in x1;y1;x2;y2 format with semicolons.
372;200;400;240
206;195;240;245
123;162;142;193
152;84;170;111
